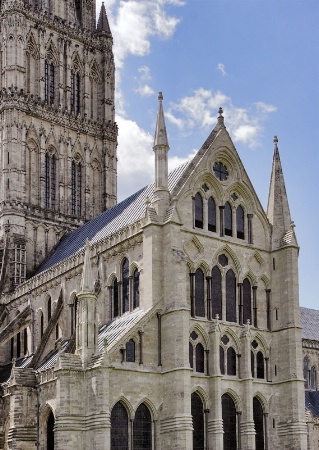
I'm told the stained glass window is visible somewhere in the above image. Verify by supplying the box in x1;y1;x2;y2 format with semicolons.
256;351;264;379
133;403;152;450
211;266;222;320
208;197;216;232
253;397;265;450
194;193;203;229
195;268;205;317
133;269;140;309
243;278;251;325
47;410;55;450
191;393;204;450
122;258;129;313
224;202;233;236
226;270;236;322
111;402;128;450
227;347;236;376
222;394;237;450
236;205;245;239
196;343;205;373
126;339;135;362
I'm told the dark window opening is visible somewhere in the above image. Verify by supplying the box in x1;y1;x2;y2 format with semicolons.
189;342;194;369
45;60;55;104
310;367;316;390
111;402;128;450
45;153;56;209
122;258;129;314
226;269;236;322
47;297;52;322
243;278;251;325
196;343;205;373
227;347;236;376
253;397;265;450
256;351;264;379
251;351;255;377
208;197;216;232
71;71;81;115
222;394;237;450
194;193;203;229
220;346;225;375
133;403;152;450
213;162;228;181
40;313;44;338
224;202;233;236
71;160;82;216
126;339;135;362
113;279;119;318
133;269;140;309
24;328;28;355
195;268;205;317
236;205;245;239
47;410;55;450
191;393;204;450
211;266;222;320
16;332;21;358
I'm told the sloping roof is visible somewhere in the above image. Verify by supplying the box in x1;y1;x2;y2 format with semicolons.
37;162;189;274
0;355;33;384
300;307;319;341
305;391;319;416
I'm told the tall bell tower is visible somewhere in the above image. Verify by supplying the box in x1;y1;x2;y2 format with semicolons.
0;0;117;291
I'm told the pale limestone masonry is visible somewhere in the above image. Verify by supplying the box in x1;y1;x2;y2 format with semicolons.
0;0;312;449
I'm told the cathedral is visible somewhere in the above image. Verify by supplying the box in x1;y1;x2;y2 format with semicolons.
0;0;318;449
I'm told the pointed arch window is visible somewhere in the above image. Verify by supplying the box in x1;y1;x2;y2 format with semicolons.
40;312;44;338
71;70;81;115
16;332;21;358
45;152;56;209
195;343;205;373
256;351;265;379
24;328;28;355
191;392;204;450
45;60;55;104
211;266;222;320
194;193;203;229
111;402;128;450
253;397;265;450
236;205;245;239
189;342;194;369
304;356;309;389
227;347;237;376
47;296;52;322
133;403;152;450
71;159;82;216
243;278;251;325
122;258;129;314
133;269;140;309
224;202;233;236
310;367;316;390
47;410;55;450
208;197;216;232
113;278;119;318
226;269;236;322
222;394;237;450
126;339;135;362
195;268;205;317
220;346;225;374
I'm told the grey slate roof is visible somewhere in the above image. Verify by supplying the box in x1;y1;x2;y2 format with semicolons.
300;307;319;341
37;162;189;274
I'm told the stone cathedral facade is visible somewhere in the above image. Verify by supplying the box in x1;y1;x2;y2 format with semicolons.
0;0;316;449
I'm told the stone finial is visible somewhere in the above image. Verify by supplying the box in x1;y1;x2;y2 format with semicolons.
218;107;224;126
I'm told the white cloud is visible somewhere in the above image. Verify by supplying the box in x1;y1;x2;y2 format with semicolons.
136;85;155;97
135;66;154;96
217;63;227;76
166;89;277;148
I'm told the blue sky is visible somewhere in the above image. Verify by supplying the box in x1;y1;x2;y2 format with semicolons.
98;0;319;309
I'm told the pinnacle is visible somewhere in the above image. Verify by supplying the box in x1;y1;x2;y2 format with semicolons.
154;92;169;148
97;2;112;35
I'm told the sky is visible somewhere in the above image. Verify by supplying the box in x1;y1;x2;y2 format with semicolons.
97;0;319;310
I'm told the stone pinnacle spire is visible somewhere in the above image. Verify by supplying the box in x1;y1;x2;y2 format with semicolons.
80;239;94;293
267;136;297;249
97;2;112;35
154;92;169;148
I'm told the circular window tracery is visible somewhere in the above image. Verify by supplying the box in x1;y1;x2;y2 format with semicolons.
213;162;228;181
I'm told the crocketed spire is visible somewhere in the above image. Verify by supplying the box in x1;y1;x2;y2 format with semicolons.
97;2;112;35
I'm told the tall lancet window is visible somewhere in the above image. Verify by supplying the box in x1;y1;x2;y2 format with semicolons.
122;258;129;314
45;152;56;209
71;70;81;115
71;159;82;216
44;60;55;105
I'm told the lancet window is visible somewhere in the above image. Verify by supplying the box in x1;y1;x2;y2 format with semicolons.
112;261;140;319
253;397;265;450
111;402;129;449
71;70;81;115
44;60;55;105
45;152;56;209
71;159;82;216
133;403;152;449
122;258;129;314
194;193;203;229
236;205;245;239
224;201;233;236
222;394;237;450
191;392;204;450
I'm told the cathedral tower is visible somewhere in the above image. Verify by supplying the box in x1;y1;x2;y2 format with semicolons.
0;0;117;290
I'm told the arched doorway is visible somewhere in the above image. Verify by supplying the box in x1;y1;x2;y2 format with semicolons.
191;392;204;450
222;393;237;450
47;410;55;450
